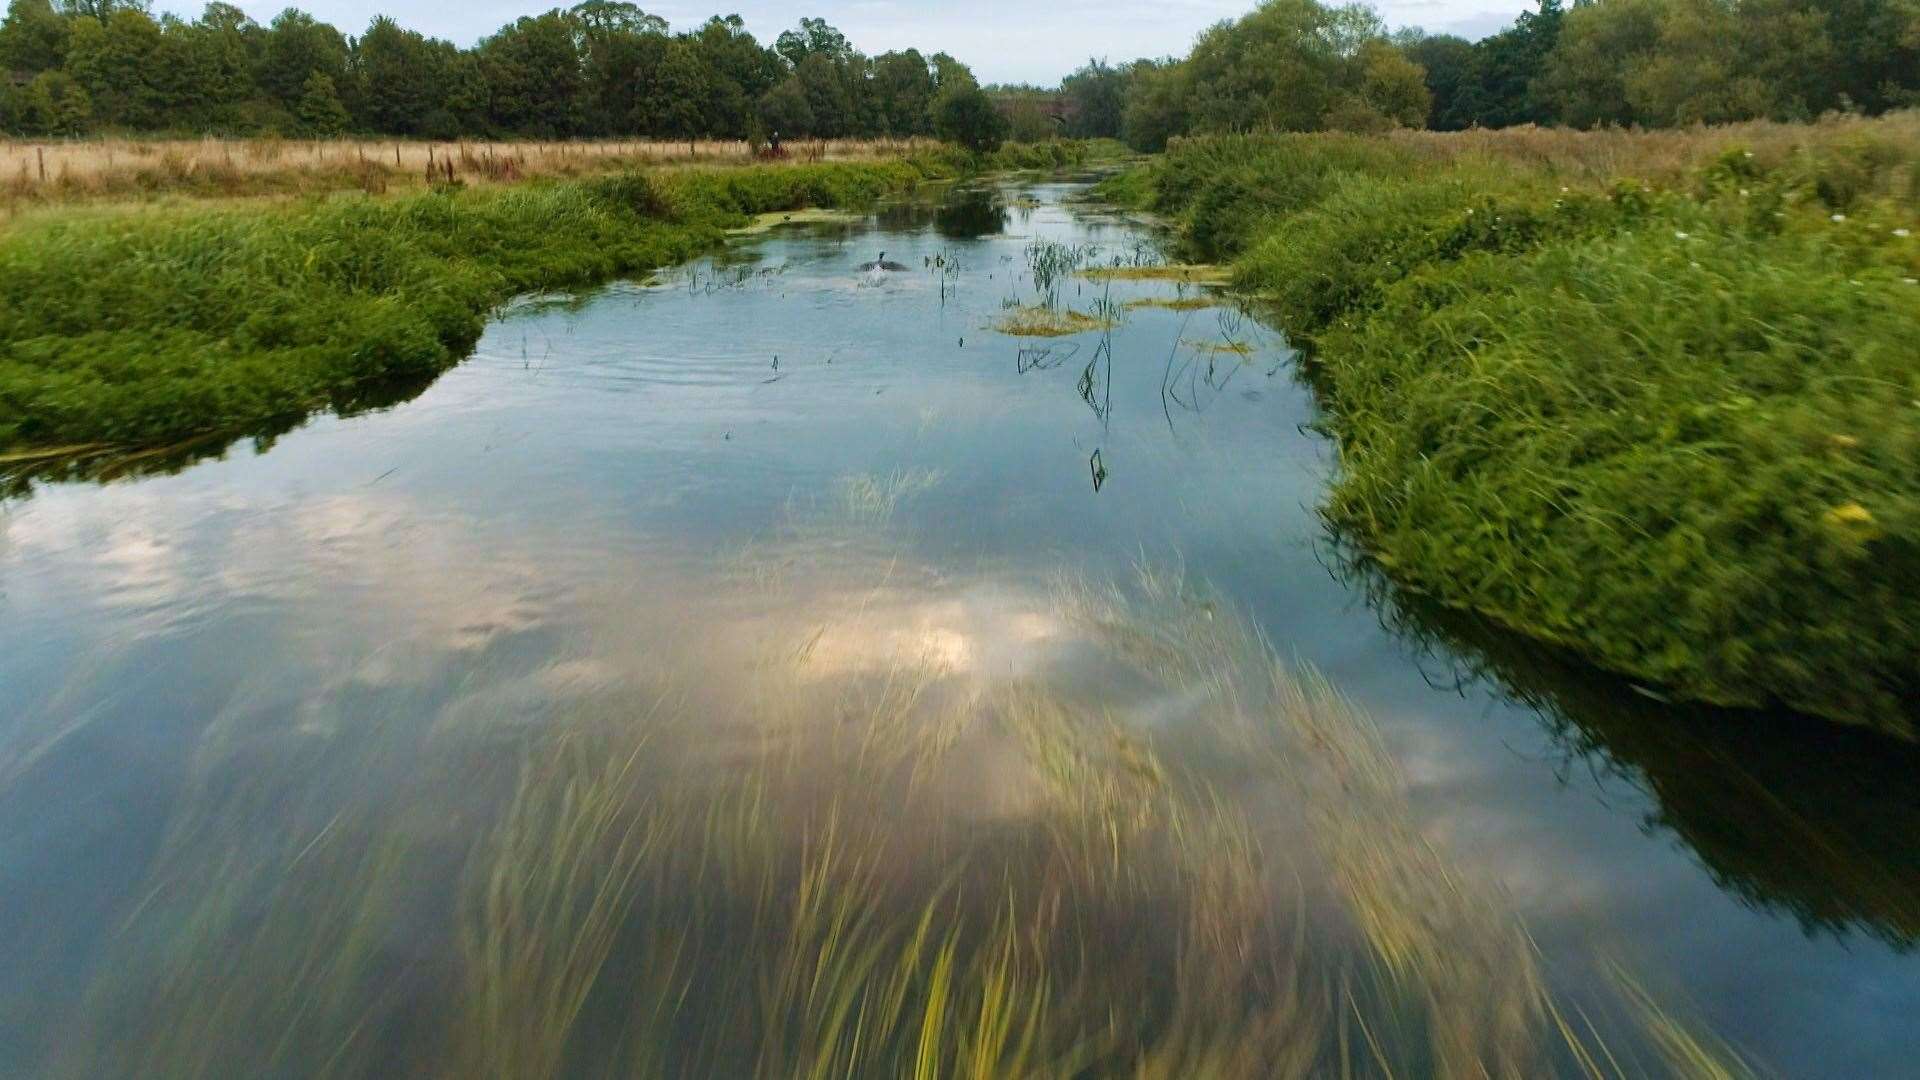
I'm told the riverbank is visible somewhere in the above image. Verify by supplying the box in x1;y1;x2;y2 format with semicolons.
1103;115;1920;734
0;142;1087;457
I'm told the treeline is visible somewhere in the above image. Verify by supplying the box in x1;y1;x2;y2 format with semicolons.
1051;0;1920;148
0;0;1004;144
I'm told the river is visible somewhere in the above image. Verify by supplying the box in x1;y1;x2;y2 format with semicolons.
1;176;1914;1077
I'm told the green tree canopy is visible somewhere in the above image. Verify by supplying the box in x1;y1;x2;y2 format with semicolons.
757;73;813;138
932;80;1007;153
478;10;584;136
0;0;71;73
295;68;345;133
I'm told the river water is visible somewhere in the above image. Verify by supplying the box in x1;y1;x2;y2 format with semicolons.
1;177;1915;1077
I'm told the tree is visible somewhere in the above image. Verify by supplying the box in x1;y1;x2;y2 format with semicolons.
1003;95;1056;142
0;0;71;74
478;10;584;136
260;8;348;109
568;0;663;38
692;15;781;137
1356;38;1429;127
641;37;707;145
64;8;167;128
932;81;1006;153
792;50;850;137
577;10;665;134
55;0;145;20
1402;33;1475;129
1121;59;1188;151
1472;0;1565;127
13;67;88;132
871;48;935;136
1534;0;1663;127
1173;0;1392;135
1812;0;1920;112
1061;57;1128;139
351;15;445;134
757;75;812;138
295;68;345;133
774;16;847;67
170;3;263;128
1624;0;1771;125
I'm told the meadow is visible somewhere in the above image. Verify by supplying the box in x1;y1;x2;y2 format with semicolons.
1103;113;1920;734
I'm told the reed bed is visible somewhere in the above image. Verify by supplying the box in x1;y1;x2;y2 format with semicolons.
0;136;937;213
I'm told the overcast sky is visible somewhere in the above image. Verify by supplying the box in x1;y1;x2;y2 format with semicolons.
154;0;1523;85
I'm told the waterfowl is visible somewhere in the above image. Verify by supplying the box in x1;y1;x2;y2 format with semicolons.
859;251;911;272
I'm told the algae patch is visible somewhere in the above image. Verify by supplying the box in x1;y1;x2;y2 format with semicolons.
1125;296;1219;312
993;306;1115;337
725;207;865;236
1082;264;1232;286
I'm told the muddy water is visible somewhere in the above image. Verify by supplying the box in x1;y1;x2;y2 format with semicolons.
1;178;1915;1077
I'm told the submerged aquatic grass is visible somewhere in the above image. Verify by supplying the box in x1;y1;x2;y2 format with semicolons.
59;505;1755;1077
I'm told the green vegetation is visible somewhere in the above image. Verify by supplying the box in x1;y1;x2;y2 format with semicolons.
1110;116;1920;734
0;152;1100;453
1047;0;1920;147
7;0;1917;145
931;82;1008;155
0;1;1004;143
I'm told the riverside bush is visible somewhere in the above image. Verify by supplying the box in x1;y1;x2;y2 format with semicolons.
0;158;972;451
1116;121;1920;733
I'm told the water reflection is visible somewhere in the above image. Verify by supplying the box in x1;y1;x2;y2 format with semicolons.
0;371;441;499
933;186;1008;238
868;184;1007;240
1340;547;1920;951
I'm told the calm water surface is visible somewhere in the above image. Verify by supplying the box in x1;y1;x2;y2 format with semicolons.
3;179;1917;1077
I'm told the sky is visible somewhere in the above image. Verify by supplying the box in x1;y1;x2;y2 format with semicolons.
153;0;1524;86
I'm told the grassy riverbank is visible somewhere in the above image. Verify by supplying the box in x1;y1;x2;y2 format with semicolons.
1107;115;1920;735
0;141;1088;457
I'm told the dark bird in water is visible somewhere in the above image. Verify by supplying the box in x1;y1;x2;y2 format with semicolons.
860;251;910;272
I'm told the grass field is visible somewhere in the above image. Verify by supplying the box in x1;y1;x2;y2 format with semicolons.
1103;113;1920;734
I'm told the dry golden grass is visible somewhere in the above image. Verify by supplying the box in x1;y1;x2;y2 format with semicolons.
1371;110;1920;192
0;135;934;216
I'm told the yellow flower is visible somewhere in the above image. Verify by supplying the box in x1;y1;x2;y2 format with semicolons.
1823;503;1881;546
